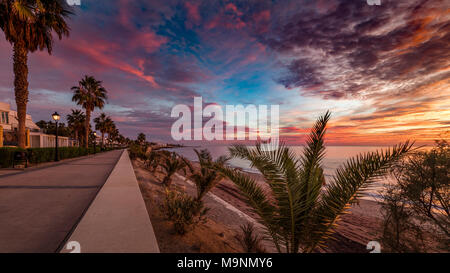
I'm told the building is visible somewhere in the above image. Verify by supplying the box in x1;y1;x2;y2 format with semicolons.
0;102;40;132
0;101;76;148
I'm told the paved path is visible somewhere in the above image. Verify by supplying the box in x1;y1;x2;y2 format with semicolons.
0;150;123;253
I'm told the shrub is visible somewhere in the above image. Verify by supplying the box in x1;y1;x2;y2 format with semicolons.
0;146;113;168
380;139;449;252
161;189;208;235
236;223;265;253
144;150;166;172
128;143;146;160
188;149;229;202
380;185;426;252
0;147;24;168
27;147;91;163
159;152;189;187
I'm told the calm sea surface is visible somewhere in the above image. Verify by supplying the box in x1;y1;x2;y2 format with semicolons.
165;145;429;200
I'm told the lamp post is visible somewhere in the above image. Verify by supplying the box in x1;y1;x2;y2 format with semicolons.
52;112;60;162
93;131;97;154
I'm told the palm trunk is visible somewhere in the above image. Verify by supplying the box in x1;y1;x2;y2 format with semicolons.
13;41;29;149
101;132;104;148
85;109;91;148
74;130;79;146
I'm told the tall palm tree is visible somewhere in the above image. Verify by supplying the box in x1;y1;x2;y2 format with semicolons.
0;0;72;148
117;134;125;146
94;113;111;148
71;75;108;148
187;149;230;202
217;111;413;253
108;126;119;147
67;109;85;146
137;133;146;145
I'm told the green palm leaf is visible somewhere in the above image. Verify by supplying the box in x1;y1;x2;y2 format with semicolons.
218;111;413;253
305;141;414;252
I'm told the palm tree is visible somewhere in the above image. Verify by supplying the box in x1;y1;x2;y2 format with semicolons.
117;134;125;146
159;152;189;187
0;0;72;148
108;124;119;147
71;75;108;148
67;109;85;146
217;111;413;253
94;113;111;148
144;150;163;172
187;149;229;202
35;120;49;131
137;133;146;145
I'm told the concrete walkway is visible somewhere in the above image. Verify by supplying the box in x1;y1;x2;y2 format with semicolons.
0;150;123;253
61;150;160;253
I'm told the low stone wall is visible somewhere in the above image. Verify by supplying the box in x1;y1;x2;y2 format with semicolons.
60;150;160;253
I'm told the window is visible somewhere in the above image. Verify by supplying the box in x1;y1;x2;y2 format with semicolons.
1;112;9;124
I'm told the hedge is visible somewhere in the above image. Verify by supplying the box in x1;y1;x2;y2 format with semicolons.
0;146;118;168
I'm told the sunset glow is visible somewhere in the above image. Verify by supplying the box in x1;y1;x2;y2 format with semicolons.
0;0;448;145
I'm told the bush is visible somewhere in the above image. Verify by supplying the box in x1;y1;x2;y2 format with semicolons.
236;223;265;253
161;189;208;235
380;185;426;252
0;146;114;168
128;143;146;160
380;139;449;252
27;147;92;163
0;147;24;168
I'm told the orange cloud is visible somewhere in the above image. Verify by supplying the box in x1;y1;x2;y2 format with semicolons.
66;40;159;87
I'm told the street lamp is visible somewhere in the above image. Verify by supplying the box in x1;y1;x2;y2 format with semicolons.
93;131;97;154
52;112;60;162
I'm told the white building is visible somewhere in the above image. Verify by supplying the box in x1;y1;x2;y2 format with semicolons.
0;101;40;132
0;101;76;148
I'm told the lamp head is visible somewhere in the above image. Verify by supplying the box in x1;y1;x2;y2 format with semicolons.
52;112;60;121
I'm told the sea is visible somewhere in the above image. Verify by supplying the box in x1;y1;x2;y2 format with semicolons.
164;145;423;201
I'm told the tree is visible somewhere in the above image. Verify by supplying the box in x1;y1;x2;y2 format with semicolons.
67;109;86;146
36;120;70;137
395;140;449;237
71;75;108;148
187;149;229;202
380;184;426;252
36;120;48;131
94;113;111;148
137;133;146;145
108;126;119;146
159;152;189;187
0;0;72;148
216;111;413;253
117;134;125;146
380;139;449;252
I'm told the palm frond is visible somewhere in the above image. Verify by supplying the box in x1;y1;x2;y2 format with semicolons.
235;143;308;251
215;164;283;251
295;111;331;246
306;141;414;252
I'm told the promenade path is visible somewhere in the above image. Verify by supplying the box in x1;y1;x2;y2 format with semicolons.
0;150;123;253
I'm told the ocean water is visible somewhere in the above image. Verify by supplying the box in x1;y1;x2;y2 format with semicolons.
166;145;385;175
165;145;402;199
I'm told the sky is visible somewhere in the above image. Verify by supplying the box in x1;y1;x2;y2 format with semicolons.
0;0;449;145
